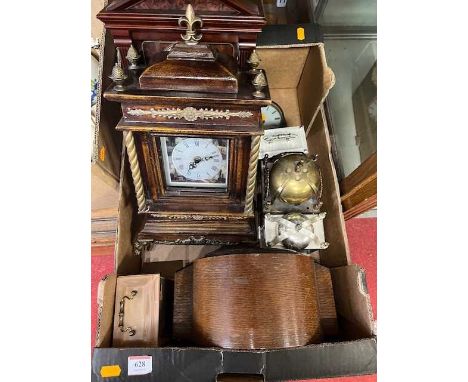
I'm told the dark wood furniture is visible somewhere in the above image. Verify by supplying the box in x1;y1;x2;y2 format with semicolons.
97;0;266;70
103;4;270;245
340;152;377;220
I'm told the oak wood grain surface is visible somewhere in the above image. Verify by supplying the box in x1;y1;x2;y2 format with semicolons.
315;262;339;338
173;264;194;342
192;252;321;349
173;253;338;347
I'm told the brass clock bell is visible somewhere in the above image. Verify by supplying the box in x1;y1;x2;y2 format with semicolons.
258;152;327;251
261;152;323;214
270;153;321;205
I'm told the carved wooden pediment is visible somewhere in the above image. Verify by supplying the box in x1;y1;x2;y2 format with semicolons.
106;0;261;16
97;0;265;70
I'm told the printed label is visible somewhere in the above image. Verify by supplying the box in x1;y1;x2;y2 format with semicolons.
259;126;308;158
128;355;152;376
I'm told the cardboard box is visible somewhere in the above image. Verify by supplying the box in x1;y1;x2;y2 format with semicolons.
92;25;376;381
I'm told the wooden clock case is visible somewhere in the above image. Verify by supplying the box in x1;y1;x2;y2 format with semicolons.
105;80;269;244
96;0;266;70
103;7;270;245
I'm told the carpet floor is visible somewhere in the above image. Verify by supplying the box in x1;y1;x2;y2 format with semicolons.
91;217;377;381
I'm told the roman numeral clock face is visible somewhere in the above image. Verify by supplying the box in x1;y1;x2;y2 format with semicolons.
160;137;228;189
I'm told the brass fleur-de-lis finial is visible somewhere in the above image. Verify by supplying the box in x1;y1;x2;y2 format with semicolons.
178;4;203;45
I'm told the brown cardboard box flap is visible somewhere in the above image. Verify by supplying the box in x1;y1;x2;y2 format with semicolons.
308;109;351;267
257;44;335;128
331;265;375;339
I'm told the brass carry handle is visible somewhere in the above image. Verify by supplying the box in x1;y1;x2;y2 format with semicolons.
119;290;137;336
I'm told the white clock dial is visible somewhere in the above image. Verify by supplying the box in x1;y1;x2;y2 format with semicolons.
160;137;228;189
172;138;222;181
261;102;285;129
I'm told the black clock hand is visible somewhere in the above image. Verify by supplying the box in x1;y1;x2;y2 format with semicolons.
189;156;204;169
187;155;216;173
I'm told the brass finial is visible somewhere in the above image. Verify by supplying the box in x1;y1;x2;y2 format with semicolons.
109;48;127;92
178;4;203;45
252;71;267;98
247;50;261;74
126;44;141;70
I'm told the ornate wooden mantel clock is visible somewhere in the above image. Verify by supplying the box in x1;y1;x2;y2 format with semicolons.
103;3;271;245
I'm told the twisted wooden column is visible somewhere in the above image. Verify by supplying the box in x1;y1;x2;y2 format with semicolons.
124;131;146;211
244;135;261;214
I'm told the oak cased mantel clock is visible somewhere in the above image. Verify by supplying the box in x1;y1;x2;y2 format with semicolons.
103;4;271;245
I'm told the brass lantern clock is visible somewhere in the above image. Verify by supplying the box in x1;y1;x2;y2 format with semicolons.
104;4;270;245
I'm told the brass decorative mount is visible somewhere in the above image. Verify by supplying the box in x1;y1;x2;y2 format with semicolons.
178;4;203;45
109;48;127;91
126;106;253;122
252;71;267;98
133;240;154;256
247;49;261;74
118;290;137;336
126;44;141;70
153;236;235;245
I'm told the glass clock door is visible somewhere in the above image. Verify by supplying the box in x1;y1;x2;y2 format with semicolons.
160;137;229;189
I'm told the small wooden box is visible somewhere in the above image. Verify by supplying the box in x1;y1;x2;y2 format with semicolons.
112;274;171;347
